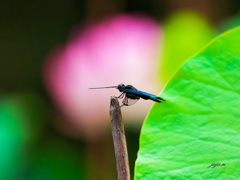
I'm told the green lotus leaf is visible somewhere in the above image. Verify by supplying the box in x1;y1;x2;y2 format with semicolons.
160;11;215;86
135;27;240;179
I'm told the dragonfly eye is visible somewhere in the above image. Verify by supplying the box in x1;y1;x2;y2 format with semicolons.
118;83;125;90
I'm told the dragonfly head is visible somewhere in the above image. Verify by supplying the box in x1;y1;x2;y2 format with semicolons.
117;84;125;92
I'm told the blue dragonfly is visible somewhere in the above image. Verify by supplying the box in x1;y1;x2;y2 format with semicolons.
89;83;165;107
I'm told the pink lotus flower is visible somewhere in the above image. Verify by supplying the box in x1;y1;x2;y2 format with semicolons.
44;14;162;140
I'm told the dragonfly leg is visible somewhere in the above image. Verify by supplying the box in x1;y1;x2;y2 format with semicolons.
118;93;125;99
122;96;129;106
117;104;125;109
116;96;128;111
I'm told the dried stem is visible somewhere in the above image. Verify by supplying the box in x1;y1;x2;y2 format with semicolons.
109;96;130;180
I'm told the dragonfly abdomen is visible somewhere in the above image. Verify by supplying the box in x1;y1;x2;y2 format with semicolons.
149;96;164;103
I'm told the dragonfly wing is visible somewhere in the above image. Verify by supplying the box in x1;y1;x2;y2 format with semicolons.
122;96;139;106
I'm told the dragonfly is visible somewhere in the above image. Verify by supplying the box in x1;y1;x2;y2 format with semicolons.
89;83;165;108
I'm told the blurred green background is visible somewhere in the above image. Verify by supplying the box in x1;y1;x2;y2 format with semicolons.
1;0;240;180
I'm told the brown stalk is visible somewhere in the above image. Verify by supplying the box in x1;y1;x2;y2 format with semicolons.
109;96;130;180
